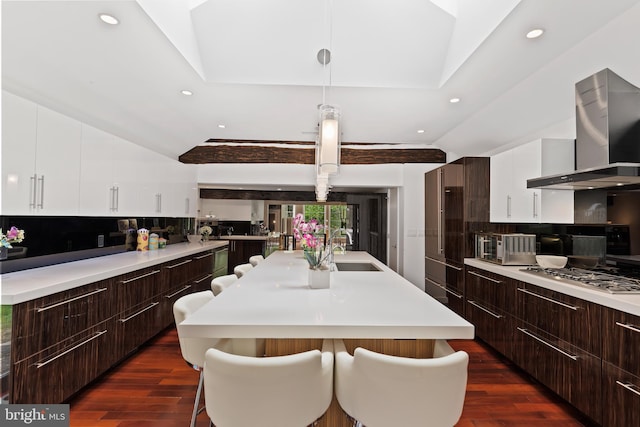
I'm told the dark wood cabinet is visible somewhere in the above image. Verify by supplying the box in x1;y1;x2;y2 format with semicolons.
424;157;490;318
601;308;640;426
464;267;515;358
227;239;265;273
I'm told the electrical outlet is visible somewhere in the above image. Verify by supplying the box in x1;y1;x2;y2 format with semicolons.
97;234;105;248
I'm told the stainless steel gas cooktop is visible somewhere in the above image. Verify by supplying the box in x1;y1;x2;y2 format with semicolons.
521;267;640;294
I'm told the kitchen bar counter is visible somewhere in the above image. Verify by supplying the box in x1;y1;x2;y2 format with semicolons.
178;250;474;340
465;258;640;316
219;235;268;241
0;241;228;305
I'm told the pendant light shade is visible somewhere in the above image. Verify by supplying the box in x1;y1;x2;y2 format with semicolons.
317;104;341;176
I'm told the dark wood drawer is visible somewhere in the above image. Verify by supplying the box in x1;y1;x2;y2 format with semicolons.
115;266;162;313
513;322;602;424
602;307;640;376
465;267;515;315
114;298;162;359
465;299;512;358
516;283;601;356
12;278;115;361
11;319;114;404
162;255;198;291
159;282;195;327
602;362;640;427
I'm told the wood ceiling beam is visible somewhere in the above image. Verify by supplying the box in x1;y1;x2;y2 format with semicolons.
179;141;445;164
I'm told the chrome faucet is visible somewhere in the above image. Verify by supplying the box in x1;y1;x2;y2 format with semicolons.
326;228;353;269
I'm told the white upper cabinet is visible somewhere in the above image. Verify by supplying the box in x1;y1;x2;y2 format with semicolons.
2;91;81;215
490;138;574;224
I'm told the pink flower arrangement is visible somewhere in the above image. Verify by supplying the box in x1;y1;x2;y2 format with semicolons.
1;226;25;248
292;213;327;268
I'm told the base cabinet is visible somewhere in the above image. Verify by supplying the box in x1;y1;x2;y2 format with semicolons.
227;239;265;273
602;362;640;427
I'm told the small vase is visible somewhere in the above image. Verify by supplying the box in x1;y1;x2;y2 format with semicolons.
308;266;330;289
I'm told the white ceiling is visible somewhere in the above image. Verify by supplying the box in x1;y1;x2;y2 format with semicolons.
3;0;640;162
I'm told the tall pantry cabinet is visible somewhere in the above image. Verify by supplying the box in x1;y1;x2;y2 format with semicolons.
424;157;490;316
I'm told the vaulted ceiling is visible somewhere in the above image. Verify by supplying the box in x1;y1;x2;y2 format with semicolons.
3;0;640;163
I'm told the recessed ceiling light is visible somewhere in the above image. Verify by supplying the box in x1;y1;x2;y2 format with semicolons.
449;97;460;103
181;90;193;96
99;13;119;25
277;188;282;191
218;124;226;129
417;129;425;134
616;183;624;186
526;28;544;39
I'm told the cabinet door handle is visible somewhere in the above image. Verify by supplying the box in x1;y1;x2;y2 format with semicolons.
517;327;578;361
185;197;190;215
120;269;161;284
615;321;640;334
468;270;502;284
155;193;162;213
517;287;579;311
507;195;511;218
114;186;119;211
194;253;212;260
35;330;107;369
193;273;213;284
37;175;45;208
437;169;443;254
165;259;193;269
616;380;640;397
165;284;192;299
109;187;115;211
30;174;37;208
37;287;108;312
118;302;159;323
425;278;462;299
468;300;502;319
425;256;462;271
533;192;538;218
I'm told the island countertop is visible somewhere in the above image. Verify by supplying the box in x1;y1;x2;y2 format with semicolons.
178;250;474;340
0;241;228;305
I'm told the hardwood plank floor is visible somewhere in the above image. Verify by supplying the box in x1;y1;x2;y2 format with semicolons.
68;327;596;426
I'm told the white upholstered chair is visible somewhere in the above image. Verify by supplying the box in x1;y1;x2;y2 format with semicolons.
233;263;253;278
333;339;469;427
249;254;264;266
204;339;334;427
173;291;264;427
210;273;238;296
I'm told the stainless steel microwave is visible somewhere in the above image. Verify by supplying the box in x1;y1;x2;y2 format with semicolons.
475;233;537;265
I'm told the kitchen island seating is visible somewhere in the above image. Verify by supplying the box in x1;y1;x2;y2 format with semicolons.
249;254;264;266
233;262;253;278
211;273;238;296
204;339;335;427
333;339;469;427
173;291;264;427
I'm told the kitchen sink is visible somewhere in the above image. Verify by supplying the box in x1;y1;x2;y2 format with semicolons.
335;262;382;272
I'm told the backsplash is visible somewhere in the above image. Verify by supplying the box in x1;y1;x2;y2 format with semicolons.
0;216;194;273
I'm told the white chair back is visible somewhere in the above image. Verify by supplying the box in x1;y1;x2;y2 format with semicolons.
334;339;468;427
249;254;265;266
204;339;334;427
211;274;238;296
233;263;253;278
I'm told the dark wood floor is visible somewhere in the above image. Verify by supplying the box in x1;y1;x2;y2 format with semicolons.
68;327;594;427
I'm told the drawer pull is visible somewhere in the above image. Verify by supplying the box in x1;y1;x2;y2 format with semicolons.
37;287;108;312
120;269;161;284
426;278;463;299
35;330;107;369
468;300;502;319
165;259;193;269
165;285;192;299
425;256;462;271
517;288;578;311
615;321;640;334
517;327;578;361
194;253;212;260
616;380;640;397
193;274;213;284
469;271;502;284
118;302;159;323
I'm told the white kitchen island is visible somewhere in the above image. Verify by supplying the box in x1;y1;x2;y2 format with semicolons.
178;250;474;340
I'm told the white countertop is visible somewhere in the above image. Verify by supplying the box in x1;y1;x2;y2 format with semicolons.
178;250;474;340
0;241;228;305
220;235;268;241
465;258;640;316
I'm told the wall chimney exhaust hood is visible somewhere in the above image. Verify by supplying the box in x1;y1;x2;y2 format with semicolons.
528;68;640;190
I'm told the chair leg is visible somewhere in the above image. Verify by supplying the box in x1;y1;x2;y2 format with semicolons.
190;370;205;427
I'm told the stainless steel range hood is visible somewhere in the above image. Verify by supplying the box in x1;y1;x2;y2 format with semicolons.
528;68;640;190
